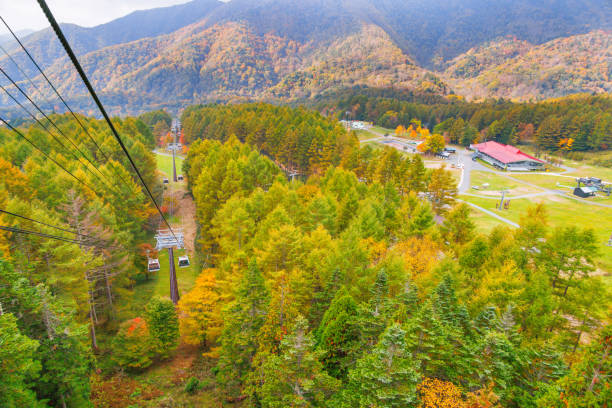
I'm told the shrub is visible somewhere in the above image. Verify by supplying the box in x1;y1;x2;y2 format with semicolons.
184;377;200;394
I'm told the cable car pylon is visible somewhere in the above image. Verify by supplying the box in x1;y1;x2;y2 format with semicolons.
155;228;184;304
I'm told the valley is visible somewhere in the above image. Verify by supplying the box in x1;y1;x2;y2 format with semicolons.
1;1;611;407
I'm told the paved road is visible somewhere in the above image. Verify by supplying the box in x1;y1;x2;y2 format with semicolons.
359;136;384;144
456;147;490;192
453;147;612;208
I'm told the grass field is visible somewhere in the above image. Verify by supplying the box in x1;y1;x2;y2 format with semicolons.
460;192;612;272
518;147;612;180
370;125;394;135
509;174;612;202
355;129;376;140
470;171;541;196
156;153;185;178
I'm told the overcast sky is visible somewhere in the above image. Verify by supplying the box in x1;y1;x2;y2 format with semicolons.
0;0;196;32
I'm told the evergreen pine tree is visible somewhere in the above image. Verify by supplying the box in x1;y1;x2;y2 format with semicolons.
315;289;361;379
258;316;340;407
339;324;420;408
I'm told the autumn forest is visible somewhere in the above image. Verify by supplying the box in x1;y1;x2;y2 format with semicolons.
1;0;611;407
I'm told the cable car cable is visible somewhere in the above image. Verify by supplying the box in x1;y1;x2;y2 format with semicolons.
0;82;120;196
0;15;113;165
37;0;179;243
0;67;117;192
0;225;109;248
0;117;101;194
0;43;46;100
0;208;120;248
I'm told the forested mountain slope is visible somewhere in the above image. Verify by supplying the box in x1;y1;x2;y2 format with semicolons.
0;113;162;406
1;0;610;112
444;31;612;101
0;0;223;78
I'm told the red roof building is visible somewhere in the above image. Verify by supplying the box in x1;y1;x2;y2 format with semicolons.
471;141;545;171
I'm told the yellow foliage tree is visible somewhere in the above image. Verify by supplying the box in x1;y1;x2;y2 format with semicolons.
558;137;574;151
178;268;223;349
467;261;525;314
395;236;440;291
409;126;419;139
0;157;31;199
418;378;465;408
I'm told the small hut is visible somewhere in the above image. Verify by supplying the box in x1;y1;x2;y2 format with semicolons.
573;186;597;198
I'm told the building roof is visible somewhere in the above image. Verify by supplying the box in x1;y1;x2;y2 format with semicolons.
472;141;545;164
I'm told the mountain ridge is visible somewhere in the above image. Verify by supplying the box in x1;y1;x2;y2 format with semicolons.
0;0;610;113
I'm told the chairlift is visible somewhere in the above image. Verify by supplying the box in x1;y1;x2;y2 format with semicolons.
163;178;169;184
148;258;161;272
177;174;184;181
178;255;190;268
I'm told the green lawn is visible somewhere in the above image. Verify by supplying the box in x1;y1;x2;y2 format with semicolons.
362;141;385;151
370;125;394;135
463;203;506;233
470;171;541;196
510;174;611;202
519;147;612;180
566;163;612;181
460;193;612;273
355;129;376;140
156;153;185;178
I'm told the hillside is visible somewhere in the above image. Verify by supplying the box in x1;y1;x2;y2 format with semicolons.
0;0;610;112
444;30;612;101
15;20;442;115
0;0;223;79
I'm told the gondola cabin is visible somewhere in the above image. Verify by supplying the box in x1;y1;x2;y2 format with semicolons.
178;255;190;267
177;174;184;181
163;178;169;184
148;258;161;272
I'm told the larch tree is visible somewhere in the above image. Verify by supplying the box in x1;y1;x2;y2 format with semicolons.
0;313;44;408
178;268;223;347
216;260;270;397
145;297;180;359
428;166;457;215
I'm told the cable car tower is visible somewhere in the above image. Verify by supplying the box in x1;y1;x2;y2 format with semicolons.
155;228;184;304
167;119;182;182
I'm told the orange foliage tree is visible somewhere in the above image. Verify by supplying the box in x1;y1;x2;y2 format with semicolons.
465;383;501;408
